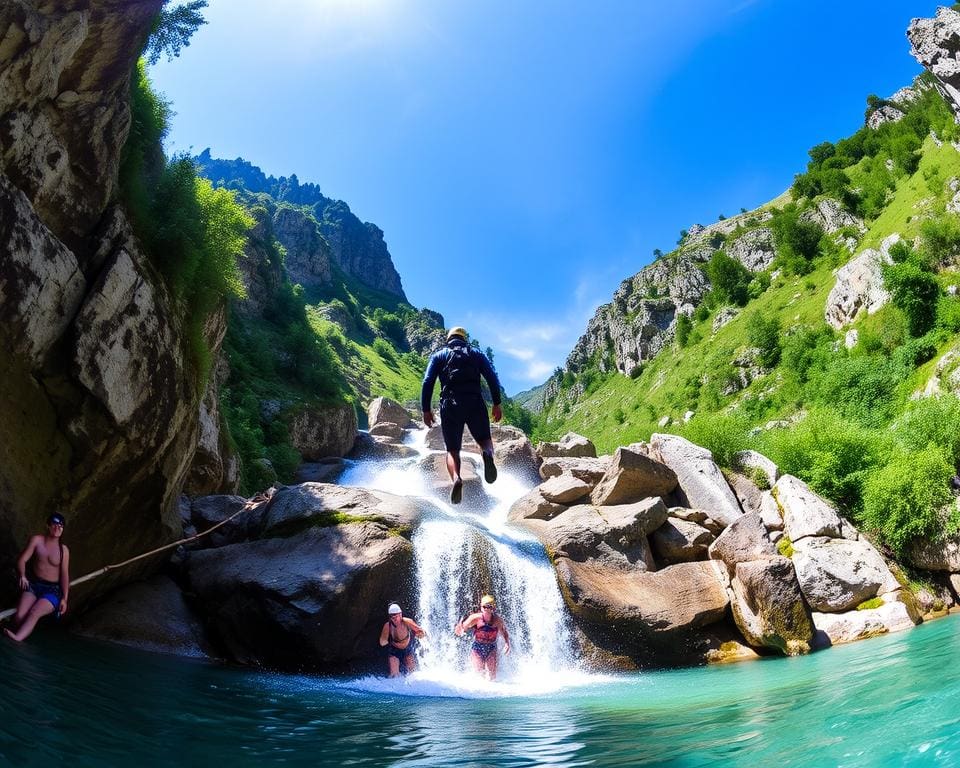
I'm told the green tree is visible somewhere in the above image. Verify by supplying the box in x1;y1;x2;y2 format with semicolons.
705;251;751;306
146;1;208;64
746;312;781;367
675;313;692;347
883;261;941;337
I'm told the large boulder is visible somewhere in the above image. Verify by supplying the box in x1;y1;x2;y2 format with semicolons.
349;432;418;460
728;556;814;655
773;475;842;541
589;447;678;506
71;574;214;659
905;533;960;572
289;402;358;461
189;494;269;548
708;513;777;575
791;536;901;612
185;521;413;669
650;518;714;565
650;434;743;526
536;432;597;458
262;483;420;537
367;396;414;429
555;559;729;658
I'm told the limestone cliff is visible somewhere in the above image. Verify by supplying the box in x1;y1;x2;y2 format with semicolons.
0;0;221;605
195;151;406;299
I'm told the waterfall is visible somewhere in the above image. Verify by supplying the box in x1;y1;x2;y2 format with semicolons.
337;429;585;694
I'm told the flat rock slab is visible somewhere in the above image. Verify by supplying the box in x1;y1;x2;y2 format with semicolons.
540;474;591;504
651;433;743;526
812;599;917;647
539;456;609;484
263;483;420;536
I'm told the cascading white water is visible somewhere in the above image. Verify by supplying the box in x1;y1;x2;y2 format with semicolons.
337;428;590;695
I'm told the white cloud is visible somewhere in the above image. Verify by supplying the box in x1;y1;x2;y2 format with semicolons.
523;361;555;382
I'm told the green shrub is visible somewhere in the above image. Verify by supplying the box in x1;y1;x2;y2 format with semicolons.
705;252;751;306
679;411;751;468
771;205;824;274
758;409;893;514
892;395;960;466
372;337;397;364
883;260;941;337
861;445;954;555
746;312;781;367
675;313;692;347
921;216;960;266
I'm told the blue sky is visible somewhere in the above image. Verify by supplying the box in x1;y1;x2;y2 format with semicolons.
150;0;939;396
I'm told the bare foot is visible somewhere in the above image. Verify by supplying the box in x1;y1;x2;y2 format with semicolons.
4;628;21;642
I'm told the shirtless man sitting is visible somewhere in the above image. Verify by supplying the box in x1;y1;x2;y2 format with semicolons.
5;513;70;642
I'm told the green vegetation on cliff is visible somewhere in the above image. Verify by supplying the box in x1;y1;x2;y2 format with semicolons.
534;79;960;557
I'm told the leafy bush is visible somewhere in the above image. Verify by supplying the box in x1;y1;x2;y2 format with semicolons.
892;395;960;466
921;216;960;266
861;445;954;555
883;260;941;337
679;412;752;468
758;409;893;514
705;251;752;306
770;205;824;275
675;313;692;347
746;312;781;367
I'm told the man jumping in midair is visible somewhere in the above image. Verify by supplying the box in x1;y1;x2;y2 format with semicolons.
421;327;503;504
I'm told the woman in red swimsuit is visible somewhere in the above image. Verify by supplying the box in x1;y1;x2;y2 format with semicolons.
455;594;511;680
379;603;426;677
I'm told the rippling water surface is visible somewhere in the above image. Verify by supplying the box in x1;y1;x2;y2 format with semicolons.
2;614;960;766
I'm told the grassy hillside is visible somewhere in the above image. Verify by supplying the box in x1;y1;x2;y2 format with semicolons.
534;76;960;557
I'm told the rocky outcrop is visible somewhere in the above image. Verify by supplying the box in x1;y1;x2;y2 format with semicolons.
908;7;960;118
0;0;240;608
403;308;446;356
72;574;214;658
726;227;776;271
367;396;415;429
0;0;162;249
288;402;358;461
272;205;332;289
589;446;678;506
801;198;865;236
824;233;900;329
316;200;405;298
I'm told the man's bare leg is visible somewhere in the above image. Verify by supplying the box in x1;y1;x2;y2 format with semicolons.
12;591;37;628
387;655;401;678
6;599;54;642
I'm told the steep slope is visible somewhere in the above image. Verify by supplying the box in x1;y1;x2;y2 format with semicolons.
533;7;960;560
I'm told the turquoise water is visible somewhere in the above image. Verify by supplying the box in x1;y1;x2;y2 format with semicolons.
2;615;959;767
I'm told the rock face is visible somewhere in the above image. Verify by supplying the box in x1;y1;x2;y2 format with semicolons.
72;574;214;658
186;521;413;669
824;234;900;328
288;402;358;461
0;0;225;607
650;434;743;526
272;205;332;289
537;432;597;458
726;228;776;271
908;7;960;118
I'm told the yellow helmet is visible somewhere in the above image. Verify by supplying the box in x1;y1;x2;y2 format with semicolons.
447;326;468;341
